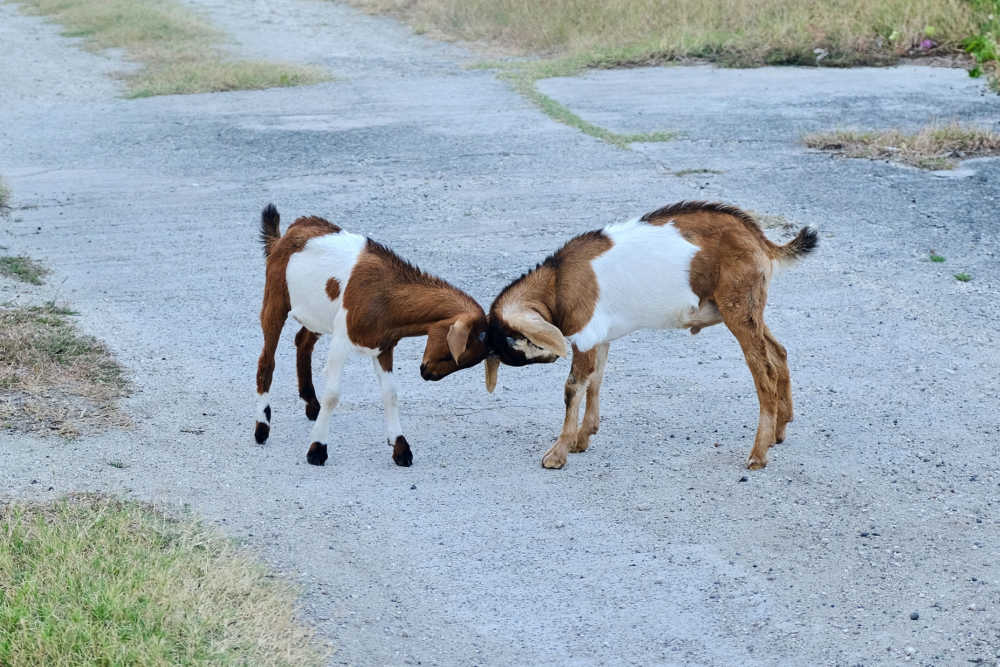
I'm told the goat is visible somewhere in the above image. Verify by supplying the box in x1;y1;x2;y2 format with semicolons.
484;201;817;470
254;204;489;467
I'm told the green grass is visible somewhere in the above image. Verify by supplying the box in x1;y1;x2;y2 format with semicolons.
0;256;49;285
930;251;946;262
0;495;329;665
18;0;328;98
344;0;985;68
955;272;973;281
803;122;1000;169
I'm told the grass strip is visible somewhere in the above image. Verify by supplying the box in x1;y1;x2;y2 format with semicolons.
18;0;328;98
0;256;49;285
804;122;1000;169
0;494;329;665
496;62;675;148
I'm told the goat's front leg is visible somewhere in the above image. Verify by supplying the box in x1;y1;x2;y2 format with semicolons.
573;342;609;453
294;327;321;421
542;346;597;469
372;348;412;467
305;331;350;466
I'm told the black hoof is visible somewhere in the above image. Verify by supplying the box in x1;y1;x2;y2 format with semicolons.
254;421;270;444
305;399;320;421
307;442;328;466
392;436;413;467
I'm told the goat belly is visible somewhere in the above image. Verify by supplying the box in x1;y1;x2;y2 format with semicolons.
568;218;700;350
285;231;366;334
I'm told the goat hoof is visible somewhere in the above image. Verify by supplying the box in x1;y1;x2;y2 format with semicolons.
541;447;566;469
254;421;270;444
305;399;320;421
307;442;328;466
392;436;413;467
570;432;592;453
746;454;767;470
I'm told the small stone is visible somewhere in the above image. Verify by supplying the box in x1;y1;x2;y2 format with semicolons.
909;611;919;620
738;476;748;482
410;484;416;490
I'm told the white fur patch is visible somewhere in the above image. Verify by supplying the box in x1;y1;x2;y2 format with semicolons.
511;337;558;361
286;231;366;334
256;391;270;422
569;218;700;351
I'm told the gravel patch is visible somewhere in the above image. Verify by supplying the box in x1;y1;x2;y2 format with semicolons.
2;1;998;664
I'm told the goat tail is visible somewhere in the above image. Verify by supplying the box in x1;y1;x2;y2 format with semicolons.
259;203;281;257
773;226;818;267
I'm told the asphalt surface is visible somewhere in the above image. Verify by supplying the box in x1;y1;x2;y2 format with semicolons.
2;1;999;664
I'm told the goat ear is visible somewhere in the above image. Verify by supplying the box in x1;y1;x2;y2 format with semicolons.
446;318;471;364
503;307;568;358
485;356;499;393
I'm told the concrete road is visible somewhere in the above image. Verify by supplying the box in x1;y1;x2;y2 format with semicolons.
2;1;998;664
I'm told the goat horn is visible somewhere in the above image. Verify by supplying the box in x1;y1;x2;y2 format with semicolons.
485;355;499;393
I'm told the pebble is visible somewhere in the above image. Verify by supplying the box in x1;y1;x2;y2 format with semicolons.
909;611;919;620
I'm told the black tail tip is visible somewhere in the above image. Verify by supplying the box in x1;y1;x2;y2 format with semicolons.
262;203;279;222
795;226;819;255
259;203;281;257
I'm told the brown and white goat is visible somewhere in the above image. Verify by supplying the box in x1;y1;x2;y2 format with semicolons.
254;204;489;467
485;201;817;470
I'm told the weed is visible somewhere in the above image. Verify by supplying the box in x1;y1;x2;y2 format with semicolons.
930;251;946;262
0;256;49;285
674;168;724;177
955;272;973;281
962;0;1000;89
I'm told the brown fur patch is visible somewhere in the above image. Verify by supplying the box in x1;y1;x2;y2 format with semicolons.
325;277;341;301
490;230;611;336
640;202;772;304
343;239;483;352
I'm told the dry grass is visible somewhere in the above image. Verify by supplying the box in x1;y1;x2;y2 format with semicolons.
344;0;982;67
804;121;1000;169
0;303;129;437
0;494;330;666
18;0;328;97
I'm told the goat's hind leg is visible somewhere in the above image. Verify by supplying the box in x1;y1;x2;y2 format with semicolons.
572;343;609;453
305;329;350;466
372;348;412;467
542;345;596;469
763;325;793;444
718;287;781;470
294;327;322;420
255;300;289;444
